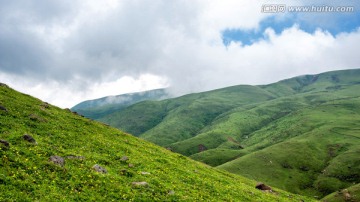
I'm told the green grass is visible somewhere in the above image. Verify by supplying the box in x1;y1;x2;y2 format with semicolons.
218;99;360;198
0;84;314;201
71;89;169;120
321;183;360;202
89;69;360;199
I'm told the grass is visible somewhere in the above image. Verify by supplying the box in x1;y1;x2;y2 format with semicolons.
88;68;360;199
218;98;360;198
321;183;360;202
0;84;313;201
71;89;169;120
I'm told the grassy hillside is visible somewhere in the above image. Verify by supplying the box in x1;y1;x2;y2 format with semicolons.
0;84;314;201
71;88;169;120
101;85;276;145
94;69;360;199
322;183;360;202
218;98;360;197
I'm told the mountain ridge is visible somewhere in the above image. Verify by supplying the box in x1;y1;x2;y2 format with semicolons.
71;88;170;119
91;68;360;199
0;83;313;201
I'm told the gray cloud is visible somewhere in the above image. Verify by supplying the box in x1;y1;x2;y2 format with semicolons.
0;0;359;107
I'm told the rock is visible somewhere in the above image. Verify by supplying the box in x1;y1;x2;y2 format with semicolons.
140;171;150;175
168;190;175;195
120;156;129;162
66;155;85;160
166;147;173;151
342;189;351;200
0;105;7;112
128;163;134;168
0;139;10;149
49;155;65;167
131;181;148;188
255;183;272;191
92;164;107;174
29;114;46;122
40;102;50;109
23;134;37;144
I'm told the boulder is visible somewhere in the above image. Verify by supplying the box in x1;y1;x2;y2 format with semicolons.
255;183;272;191
120;156;129;162
23;134;37;144
66;155;85;160
131;181;148;188
92;164;107;174
342;189;351;200
49;155;65;167
29;114;46;122
40;102;50;109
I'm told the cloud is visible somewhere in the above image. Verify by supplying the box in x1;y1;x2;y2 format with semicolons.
0;0;359;107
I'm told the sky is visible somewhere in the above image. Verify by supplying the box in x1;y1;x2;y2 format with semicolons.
0;0;359;108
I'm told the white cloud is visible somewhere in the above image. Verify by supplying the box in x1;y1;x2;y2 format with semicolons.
0;0;359;108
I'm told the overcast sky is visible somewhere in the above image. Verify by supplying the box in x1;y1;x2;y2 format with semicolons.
1;0;359;108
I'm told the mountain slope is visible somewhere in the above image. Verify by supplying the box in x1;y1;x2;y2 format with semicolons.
93;68;360;198
101;85;276;145
218;98;360;197
0;83;312;201
71;88;169;120
322;183;360;202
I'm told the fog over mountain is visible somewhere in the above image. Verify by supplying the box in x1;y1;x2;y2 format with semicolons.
0;0;359;107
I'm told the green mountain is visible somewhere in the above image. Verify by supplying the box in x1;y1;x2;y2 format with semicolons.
96;69;360;199
0;83;313;201
71;88;169;120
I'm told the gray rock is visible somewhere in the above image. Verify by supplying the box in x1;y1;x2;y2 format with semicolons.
92;164;107;174
140;171;150;175
120;156;129;162
66;155;85;160
40;102;50;109
29;114;46;122
168;190;175;195
128;163;134;168
131;181;148;187
49;155;65;167
23;134;37;144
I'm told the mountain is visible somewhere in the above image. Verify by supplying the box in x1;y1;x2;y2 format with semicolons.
71;88;169;120
0;83;314;201
95;69;360;199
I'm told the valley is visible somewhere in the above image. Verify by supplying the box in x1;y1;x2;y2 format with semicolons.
73;69;360;200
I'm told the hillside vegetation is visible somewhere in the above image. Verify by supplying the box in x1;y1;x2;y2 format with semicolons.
71;88;169;120
95;69;360;199
0;84;313;201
